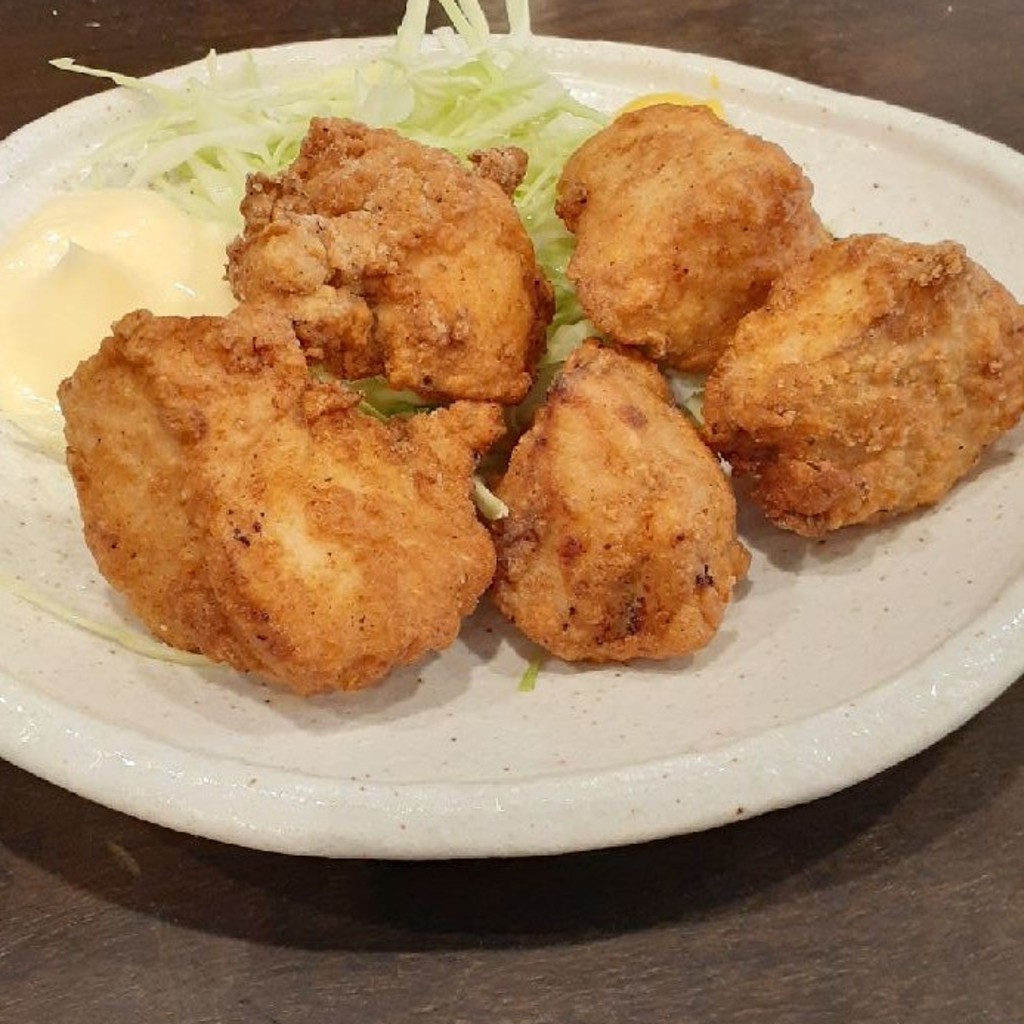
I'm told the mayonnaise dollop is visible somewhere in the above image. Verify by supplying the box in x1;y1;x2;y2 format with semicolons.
0;187;236;450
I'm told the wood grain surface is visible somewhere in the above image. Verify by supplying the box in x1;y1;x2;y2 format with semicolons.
1;2;1021;1022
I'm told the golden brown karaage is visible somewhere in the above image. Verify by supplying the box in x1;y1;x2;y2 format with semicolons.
555;104;829;372
490;339;750;662
59;306;505;694
702;233;1024;536
228;117;553;403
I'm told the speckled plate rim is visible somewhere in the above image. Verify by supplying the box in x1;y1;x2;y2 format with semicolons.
0;35;1022;859
2;573;1022;857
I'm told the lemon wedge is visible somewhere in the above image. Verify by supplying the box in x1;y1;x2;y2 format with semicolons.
618;91;725;119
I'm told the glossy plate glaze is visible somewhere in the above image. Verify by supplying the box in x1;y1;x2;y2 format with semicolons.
0;37;1021;858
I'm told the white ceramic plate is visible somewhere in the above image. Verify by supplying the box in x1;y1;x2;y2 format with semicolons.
0;37;1022;859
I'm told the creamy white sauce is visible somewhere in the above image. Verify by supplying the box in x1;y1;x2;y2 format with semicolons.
0;188;235;450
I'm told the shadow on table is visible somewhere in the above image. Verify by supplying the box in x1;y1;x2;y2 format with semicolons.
1;681;1019;952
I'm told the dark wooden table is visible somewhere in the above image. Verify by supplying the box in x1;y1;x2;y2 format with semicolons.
1;2;1021;1021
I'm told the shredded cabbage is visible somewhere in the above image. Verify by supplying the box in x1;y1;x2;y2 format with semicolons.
666;369;706;424
472;477;509;521
518;656;542;692
348;376;436;420
0;570;210;665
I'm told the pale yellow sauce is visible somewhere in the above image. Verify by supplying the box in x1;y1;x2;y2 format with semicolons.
0;188;235;450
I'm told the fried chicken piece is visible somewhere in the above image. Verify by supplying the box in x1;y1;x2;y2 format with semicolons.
556;104;829;372
702;234;1024;537
228;117;553;403
59;306;505;694
490;340;750;662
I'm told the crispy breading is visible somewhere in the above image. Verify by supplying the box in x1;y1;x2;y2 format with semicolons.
228;117;553;403
490;340;749;662
59;306;505;694
468;145;530;197
702;234;1024;536
555;104;829;372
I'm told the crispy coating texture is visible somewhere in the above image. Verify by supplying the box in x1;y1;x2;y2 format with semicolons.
468;146;530;197
556;104;829;372
491;340;750;662
228;117;553;403
702;234;1024;536
59;306;505;694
